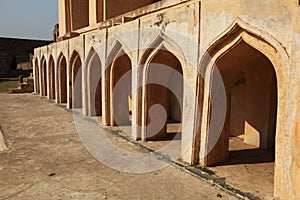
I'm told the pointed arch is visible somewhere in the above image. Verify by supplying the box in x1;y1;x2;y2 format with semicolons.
110;49;132;126
135;33;187;140
199;21;289;75
106;40;132;67
137;35;186;141
138;33;186;67
34;58;40;94
195;23;288;200
85;47;102;116
70;50;83;109
40;56;47;96
57;53;68;103
104;41;132;126
48;55;56;99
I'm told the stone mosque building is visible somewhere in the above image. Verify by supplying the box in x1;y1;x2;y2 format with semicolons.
33;0;300;199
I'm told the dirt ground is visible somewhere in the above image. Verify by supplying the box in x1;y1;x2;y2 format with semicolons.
212;137;274;200
0;94;239;200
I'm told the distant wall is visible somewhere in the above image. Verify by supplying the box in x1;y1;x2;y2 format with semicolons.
0;37;51;78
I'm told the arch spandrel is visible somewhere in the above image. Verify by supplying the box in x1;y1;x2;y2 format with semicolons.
106;40;133;67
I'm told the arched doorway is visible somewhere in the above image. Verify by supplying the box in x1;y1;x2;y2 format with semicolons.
34;59;40;94
142;47;183;140
49;56;56;99
205;39;277;165
58;54;67;103
196;24;290;198
86;49;102;116
70;51;82;109
109;50;132;126
41;57;47;96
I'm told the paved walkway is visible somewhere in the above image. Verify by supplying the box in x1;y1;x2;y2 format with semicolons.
0;94;238;199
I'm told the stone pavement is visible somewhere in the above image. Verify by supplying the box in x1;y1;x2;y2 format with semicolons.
0;94;238;199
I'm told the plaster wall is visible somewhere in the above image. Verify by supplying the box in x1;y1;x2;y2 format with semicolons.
106;0;160;19
89;0;103;25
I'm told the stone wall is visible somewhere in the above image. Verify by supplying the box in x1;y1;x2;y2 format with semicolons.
0;37;50;78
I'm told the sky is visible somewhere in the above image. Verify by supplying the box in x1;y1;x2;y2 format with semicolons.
0;0;58;40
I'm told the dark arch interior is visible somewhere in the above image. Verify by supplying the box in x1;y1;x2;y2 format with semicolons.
35;59;40;94
41;58;47;96
70;52;82;109
59;56;67;104
49;57;55;100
